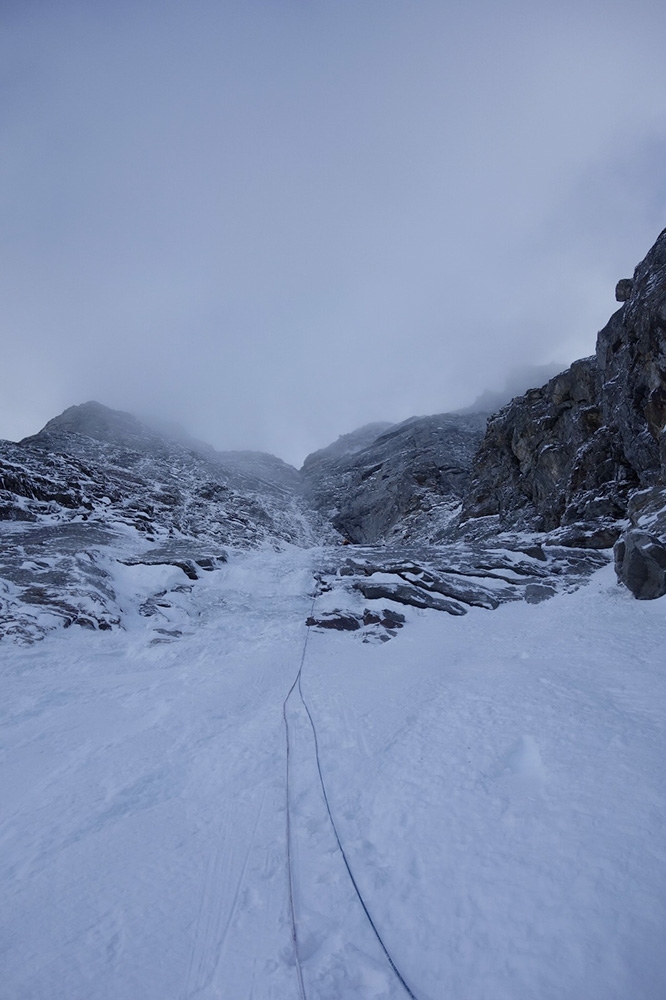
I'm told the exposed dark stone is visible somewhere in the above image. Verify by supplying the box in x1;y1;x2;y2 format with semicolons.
597;228;666;481
173;560;199;581
306;613;361;631
396;568;501;609
615;278;634;302
524;584;556;604
379;608;406;627
194;555;227;571
518;544;547;561
362;610;382;625
623;486;666;539
118;556;200;580
0;504;37;522
362;607;406;630
307;604;406;636
614;529;666;599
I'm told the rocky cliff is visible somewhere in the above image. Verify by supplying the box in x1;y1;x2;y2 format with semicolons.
461;227;666;594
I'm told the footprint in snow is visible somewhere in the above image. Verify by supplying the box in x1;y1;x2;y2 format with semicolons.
487;734;547;809
503;734;546;782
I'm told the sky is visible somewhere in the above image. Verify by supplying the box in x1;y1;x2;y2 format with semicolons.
2;0;666;466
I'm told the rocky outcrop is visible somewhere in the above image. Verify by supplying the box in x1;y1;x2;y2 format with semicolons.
301;413;488;544
461;228;666;589
307;541;608;639
305;606;406;641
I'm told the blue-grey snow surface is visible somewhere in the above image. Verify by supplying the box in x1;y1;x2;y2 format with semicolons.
2;548;665;999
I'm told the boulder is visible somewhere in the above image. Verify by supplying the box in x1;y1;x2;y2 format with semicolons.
614;529;666;599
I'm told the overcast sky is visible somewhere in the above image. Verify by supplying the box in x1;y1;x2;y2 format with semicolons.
2;0;666;465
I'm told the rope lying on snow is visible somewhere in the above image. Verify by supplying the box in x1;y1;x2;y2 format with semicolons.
282;591;316;1000
283;581;422;1000
296;675;420;1000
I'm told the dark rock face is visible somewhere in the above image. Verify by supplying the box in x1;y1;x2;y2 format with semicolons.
353;578;468;615
306;605;406;642
301;413;488;544
596;229;666;482
462;228;666;592
462;357;607;531
306;612;362;631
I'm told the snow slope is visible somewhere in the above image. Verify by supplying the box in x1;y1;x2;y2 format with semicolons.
2;549;665;999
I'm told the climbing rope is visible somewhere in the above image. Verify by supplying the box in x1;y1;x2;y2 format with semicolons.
282;590;317;1000
297;671;421;1000
283;574;423;1000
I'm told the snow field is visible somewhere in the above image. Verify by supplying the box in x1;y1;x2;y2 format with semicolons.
305;563;666;999
1;551;665;999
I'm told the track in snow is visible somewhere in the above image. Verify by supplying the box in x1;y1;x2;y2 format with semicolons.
182;790;268;998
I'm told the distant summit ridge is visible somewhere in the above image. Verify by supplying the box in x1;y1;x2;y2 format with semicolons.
21;400;159;451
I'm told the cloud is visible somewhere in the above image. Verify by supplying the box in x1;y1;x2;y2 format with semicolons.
1;0;666;464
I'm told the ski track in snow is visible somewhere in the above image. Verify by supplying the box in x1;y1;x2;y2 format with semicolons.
2;549;666;999
183;786;268;998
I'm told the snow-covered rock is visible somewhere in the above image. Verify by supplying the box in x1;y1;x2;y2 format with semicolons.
0;402;334;642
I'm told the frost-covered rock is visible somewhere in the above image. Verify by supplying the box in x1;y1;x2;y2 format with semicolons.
0;402;335;641
301;412;487;544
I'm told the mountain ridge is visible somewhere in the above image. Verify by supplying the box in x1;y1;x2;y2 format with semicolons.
2;227;666;641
